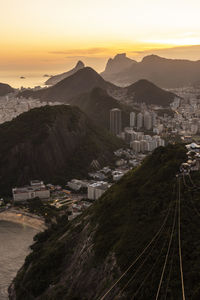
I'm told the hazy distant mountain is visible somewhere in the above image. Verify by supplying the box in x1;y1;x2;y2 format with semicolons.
126;79;177;106
101;53;136;78
19;67;176;107
19;67;119;102
0;105;122;195
45;60;85;86
69;87;136;129
102;54;200;88
0;83;14;96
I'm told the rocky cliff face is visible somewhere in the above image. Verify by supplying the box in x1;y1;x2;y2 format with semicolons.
9;144;200;300
0;105;122;195
101;54;200;88
45;61;85;86
101;53;136;77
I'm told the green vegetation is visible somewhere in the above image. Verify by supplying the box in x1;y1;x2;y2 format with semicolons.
14;197;59;223
92;144;187;261
12;144;200;300
0;105;123;195
0;105;79;154
14;218;71;299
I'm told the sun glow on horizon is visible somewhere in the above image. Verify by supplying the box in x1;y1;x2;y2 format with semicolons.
1;0;200;74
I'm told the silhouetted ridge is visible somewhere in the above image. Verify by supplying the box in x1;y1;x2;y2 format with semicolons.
102;53;200;88
127;79;177;106
141;54;165;63
45;60;85;85
69;87;135;129
19;67;118;102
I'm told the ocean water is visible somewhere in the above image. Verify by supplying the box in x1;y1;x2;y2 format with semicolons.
0;73;49;89
0;221;38;299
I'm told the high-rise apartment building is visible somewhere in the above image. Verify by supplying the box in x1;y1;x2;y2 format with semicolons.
110;108;122;135
130;112;136;127
137;112;143;129
144;111;152;130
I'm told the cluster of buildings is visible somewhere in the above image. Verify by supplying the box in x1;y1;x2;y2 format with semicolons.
87;181;110;200
110;108;158;137
110;108;165;153
130;110;157;130
110;85;200;147
0;92;61;124
12;180;50;202
11;145;143;221
50;190;92;220
67;148;145;202
180;142;200;173
67;179;89;191
68;201;92;221
124;129;165;153
67;176;121;201
166;87;200;138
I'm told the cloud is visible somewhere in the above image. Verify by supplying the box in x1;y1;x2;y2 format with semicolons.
49;47;110;56
127;45;200;61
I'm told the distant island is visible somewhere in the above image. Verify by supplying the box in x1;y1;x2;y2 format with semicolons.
43;74;52;78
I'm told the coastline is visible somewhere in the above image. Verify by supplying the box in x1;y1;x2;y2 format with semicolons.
0;209;47;231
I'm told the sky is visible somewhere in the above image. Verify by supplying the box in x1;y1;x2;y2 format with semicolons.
1;0;200;76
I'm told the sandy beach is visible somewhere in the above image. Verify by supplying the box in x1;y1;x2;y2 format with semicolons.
0;209;47;231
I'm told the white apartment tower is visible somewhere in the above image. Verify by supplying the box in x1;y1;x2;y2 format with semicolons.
137;112;143;129
130;112;136;127
152;111;157;127
132;140;141;153
144;112;152;130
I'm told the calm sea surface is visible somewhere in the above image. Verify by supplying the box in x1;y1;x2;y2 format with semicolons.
0;74;46;89
0;221;38;299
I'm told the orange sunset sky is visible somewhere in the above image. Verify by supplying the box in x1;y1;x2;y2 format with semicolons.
1;0;200;75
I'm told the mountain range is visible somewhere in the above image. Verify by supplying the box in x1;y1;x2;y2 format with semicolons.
19;67;118;103
101;53;200;88
18;66;177;107
0;105;122;195
9;144;200;299
45;61;85;86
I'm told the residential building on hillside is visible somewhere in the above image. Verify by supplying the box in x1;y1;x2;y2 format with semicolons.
88;181;109;200
12;181;50;202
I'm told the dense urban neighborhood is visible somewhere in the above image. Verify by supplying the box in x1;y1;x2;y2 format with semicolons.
0;84;200;225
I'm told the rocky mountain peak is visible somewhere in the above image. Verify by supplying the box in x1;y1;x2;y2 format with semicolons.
75;60;85;69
